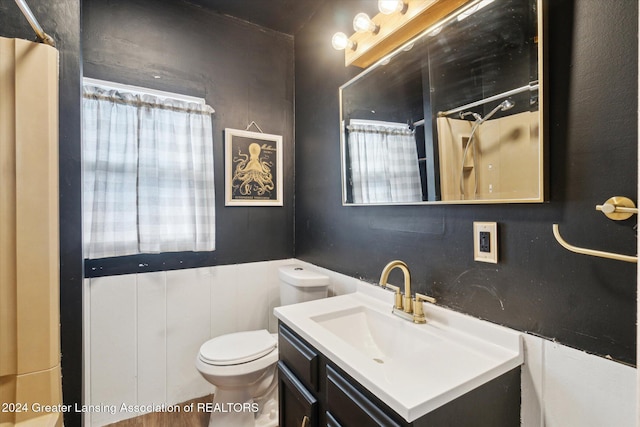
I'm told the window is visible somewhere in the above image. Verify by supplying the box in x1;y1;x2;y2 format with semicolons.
82;79;216;259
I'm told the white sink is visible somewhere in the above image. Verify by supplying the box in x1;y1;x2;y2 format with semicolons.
310;305;403;362
274;283;523;422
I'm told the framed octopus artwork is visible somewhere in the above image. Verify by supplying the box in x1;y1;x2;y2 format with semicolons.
224;128;283;206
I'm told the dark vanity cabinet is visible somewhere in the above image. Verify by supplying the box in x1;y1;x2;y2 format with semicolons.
278;323;406;427
278;322;521;427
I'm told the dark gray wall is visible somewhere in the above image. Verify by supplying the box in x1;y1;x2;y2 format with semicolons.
0;1;83;425
295;0;638;365
3;0;296;424
82;0;295;276
0;1;636;424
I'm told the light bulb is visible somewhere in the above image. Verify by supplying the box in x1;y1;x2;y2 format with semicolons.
402;42;414;52
331;32;357;51
378;0;407;15
353;13;379;34
429;25;442;37
457;0;495;21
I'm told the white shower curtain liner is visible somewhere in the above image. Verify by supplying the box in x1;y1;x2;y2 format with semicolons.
347;119;422;203
82;84;216;259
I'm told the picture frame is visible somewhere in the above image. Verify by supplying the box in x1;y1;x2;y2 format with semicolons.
224;128;283;206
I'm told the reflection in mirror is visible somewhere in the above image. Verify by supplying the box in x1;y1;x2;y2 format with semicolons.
340;0;543;205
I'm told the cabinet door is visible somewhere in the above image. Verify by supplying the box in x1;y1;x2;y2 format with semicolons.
326;411;343;427
327;365;404;427
278;361;318;427
279;324;319;391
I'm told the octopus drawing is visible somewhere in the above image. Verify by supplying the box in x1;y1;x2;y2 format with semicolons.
232;142;275;197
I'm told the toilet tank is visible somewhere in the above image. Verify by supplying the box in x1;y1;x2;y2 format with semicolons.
278;265;329;306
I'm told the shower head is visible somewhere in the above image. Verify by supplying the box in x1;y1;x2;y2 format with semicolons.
479;99;515;124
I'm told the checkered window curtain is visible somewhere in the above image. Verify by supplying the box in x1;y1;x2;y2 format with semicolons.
347;119;422;203
82;84;216;259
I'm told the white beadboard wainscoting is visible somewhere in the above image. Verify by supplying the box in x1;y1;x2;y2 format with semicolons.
83;259;302;426
521;334;636;427
83;259;636;426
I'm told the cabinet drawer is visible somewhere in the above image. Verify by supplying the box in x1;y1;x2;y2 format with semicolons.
278;361;317;427
279;324;319;391
327;365;403;427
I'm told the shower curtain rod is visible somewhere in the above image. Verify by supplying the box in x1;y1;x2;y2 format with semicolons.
437;82;539;118
14;0;55;47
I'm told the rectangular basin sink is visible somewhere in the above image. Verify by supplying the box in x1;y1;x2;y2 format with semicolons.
275;284;522;422
312;305;446;368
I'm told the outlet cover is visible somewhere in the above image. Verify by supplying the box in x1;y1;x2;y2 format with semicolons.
473;222;498;263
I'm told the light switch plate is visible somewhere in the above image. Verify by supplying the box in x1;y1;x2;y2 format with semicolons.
473;222;498;263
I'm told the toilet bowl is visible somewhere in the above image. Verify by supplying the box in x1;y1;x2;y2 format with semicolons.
196;330;279;427
196;265;329;427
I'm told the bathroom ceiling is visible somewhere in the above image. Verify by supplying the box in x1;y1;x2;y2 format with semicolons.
185;0;325;35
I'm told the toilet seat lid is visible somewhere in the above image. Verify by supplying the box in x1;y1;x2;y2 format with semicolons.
199;330;277;366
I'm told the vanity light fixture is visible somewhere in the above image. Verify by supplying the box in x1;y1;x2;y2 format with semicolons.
378;0;409;15
353;13;380;34
335;0;470;68
332;32;357;51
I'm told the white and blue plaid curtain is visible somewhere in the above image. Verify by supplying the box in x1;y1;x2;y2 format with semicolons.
82;85;216;259
347;119;422;203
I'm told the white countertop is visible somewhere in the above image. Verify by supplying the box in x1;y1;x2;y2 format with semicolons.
274;283;523;422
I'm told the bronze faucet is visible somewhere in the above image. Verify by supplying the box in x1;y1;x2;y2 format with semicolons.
379;260;436;323
379;260;413;313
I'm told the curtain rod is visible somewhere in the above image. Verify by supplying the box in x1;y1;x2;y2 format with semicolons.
437;82;539;118
83;80;214;115
14;0;55;47
83;77;209;106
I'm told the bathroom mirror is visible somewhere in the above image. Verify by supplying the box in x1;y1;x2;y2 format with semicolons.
340;0;543;205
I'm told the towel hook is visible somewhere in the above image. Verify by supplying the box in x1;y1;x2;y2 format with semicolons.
595;196;638;221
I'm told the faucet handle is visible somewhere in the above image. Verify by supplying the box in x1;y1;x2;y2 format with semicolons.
415;293;436;304
383;283;403;310
413;293;436;324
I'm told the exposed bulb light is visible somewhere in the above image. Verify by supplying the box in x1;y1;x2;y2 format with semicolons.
429;25;442;37
331;32;357;51
353;13;379;34
378;0;408;15
457;0;495;21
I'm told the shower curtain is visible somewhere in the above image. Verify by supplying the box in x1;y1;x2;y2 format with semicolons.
347;119;422;203
0;37;63;427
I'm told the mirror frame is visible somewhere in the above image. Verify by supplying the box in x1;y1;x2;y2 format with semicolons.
339;0;546;206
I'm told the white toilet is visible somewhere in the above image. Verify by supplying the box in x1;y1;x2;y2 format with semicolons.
196;265;330;427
